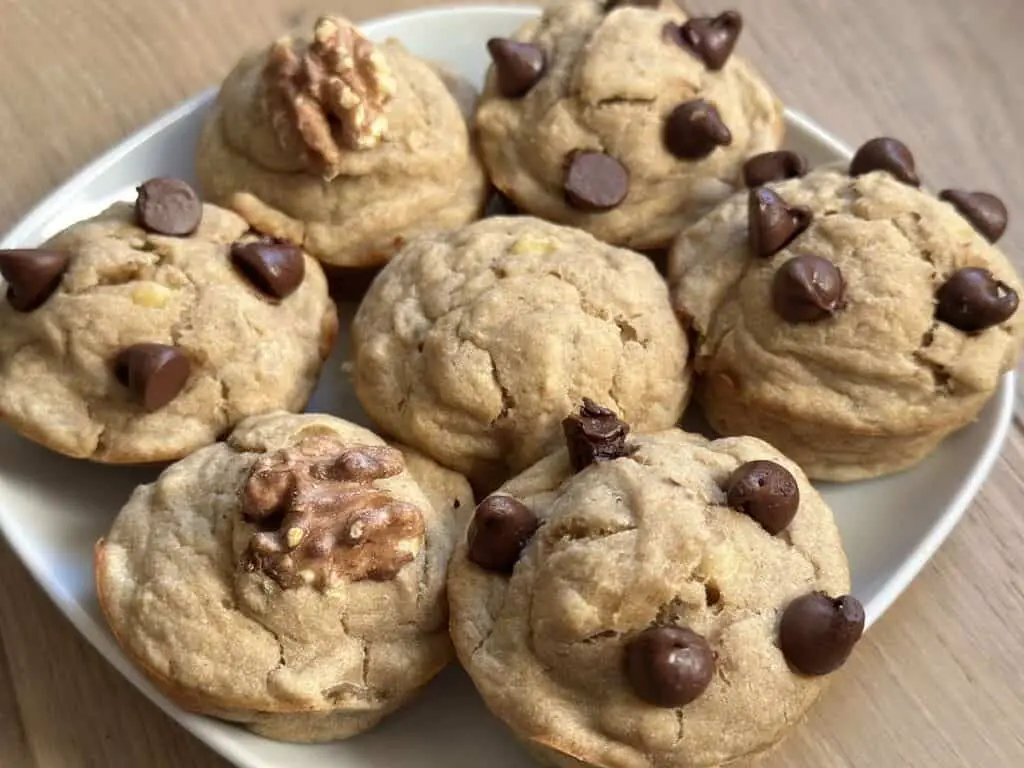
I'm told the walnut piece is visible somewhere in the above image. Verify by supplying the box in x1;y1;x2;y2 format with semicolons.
240;435;424;589
263;16;398;180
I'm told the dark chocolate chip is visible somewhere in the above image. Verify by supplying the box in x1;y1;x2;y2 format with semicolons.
562;398;631;471
487;38;545;98
772;255;846;323
742;150;808;188
0;249;70;312
114;343;191;412
231;238;306;299
624;626;714;707
467;495;540;572
663;100;732;160
135;177;203;236
564;151;630;212
939;190;1008;243
779;592;865;676
725;460;800;535
748;187;812;258
672;11;743;71
849;137;919;187
935;267;1018;332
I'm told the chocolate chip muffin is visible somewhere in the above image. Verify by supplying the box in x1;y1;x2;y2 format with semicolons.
95;411;473;742
350;216;691;492
475;0;783;250
668;138;1024;481
196;15;488;281
0;180;337;463
448;401;860;768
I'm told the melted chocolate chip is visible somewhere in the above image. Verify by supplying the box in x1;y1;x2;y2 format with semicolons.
114;343;191;412
671;11;743;71
849;137;920;187
625;626;715;707
726;460;800;534
748;187;812;258
135;178;203;236
939;190;1008;243
564;151;630;212
0;249;70;312
467;495;540;572
772;255;846;323
779;592;865;676
231;238;305;299
663;100;732;160
562;398;631;471
742;150;808;188
487;38;545;98
935;267;1018;332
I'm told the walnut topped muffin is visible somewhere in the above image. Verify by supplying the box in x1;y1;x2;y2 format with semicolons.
196;15;487;279
95;411;473;742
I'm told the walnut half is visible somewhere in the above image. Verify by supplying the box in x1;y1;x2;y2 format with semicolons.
240;436;424;589
263;16;398;180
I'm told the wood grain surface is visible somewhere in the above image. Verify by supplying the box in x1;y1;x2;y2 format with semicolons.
1;0;1023;766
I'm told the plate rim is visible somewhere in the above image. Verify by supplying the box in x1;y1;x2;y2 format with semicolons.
0;4;1016;767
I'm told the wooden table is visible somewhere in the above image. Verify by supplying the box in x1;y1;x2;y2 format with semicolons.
1;0;1022;765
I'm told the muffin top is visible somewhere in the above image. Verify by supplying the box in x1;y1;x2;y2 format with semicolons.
475;0;783;248
96;412;472;725
351;215;690;490
449;413;855;768
0;185;336;463
669;161;1023;438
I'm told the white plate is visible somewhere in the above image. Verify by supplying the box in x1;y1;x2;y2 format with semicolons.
0;5;1015;767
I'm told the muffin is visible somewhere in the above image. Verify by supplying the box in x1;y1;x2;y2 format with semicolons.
95;411;473;741
196;15;488;285
475;0;783;250
668;137;1024;481
351;216;691;491
449;400;862;767
0;179;336;463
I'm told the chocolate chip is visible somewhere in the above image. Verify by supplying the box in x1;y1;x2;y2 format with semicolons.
0;249;70;312
742;150;808;188
772;255;846;323
624;626;714;707
114;343;191;412
935;267;1018;332
663;100;732;160
231;238;305;299
779;592;865;676
564;151;630;212
467;496;540;572
748;187;812;258
670;11;743;71
849;137;919;187
725;460;800;535
135;178;203;236
939;190;1008;243
562;398;631;471
487;38;545;98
